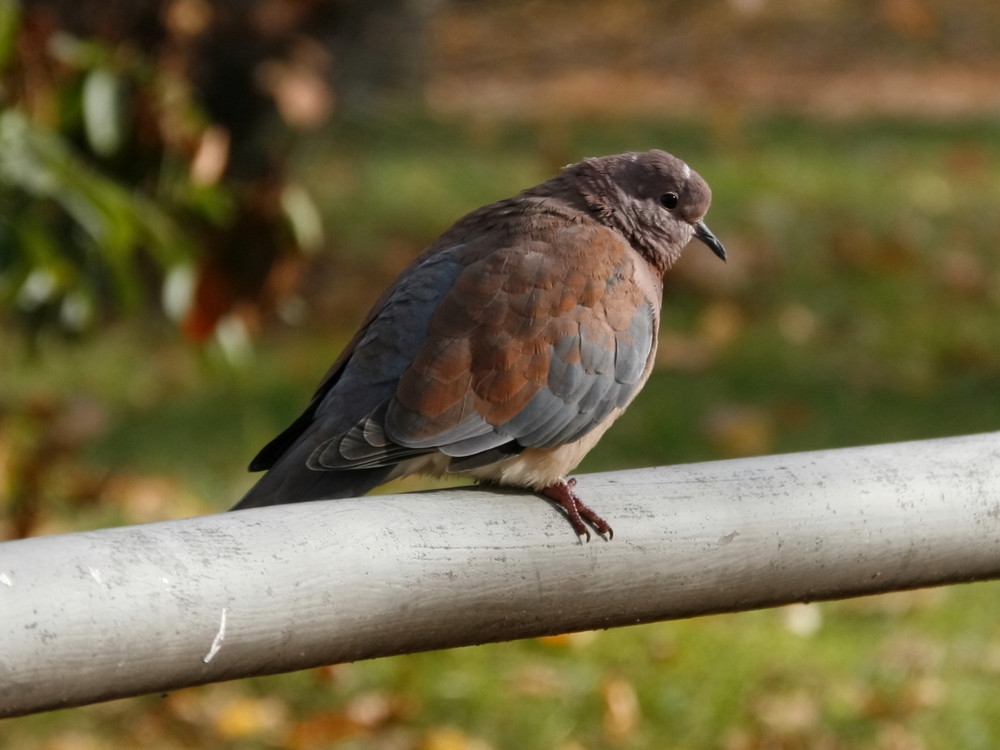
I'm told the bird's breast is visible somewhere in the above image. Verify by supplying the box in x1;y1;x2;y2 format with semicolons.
461;404;628;489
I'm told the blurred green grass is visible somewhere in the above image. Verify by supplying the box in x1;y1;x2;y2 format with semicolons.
4;113;1000;748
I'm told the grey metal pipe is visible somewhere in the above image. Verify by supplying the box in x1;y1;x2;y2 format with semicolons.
2;432;1000;718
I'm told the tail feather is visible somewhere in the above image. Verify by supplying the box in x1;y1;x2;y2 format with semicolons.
232;443;396;510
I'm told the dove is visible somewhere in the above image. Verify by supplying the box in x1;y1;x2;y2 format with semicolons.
233;149;725;540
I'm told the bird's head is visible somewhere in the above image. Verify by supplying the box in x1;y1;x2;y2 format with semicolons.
570;149;726;274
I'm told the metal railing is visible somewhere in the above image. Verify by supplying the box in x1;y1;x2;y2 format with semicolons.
3;431;1000;718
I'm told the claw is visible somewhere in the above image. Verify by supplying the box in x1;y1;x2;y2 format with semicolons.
541;478;613;542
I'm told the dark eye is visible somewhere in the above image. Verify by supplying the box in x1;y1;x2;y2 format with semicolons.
659;192;679;210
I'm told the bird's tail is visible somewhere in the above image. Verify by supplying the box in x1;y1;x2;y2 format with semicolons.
231;441;396;510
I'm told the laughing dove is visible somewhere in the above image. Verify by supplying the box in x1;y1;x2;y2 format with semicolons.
233;149;725;540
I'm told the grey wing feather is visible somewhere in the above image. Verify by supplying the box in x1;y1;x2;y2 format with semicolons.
239;247;469;505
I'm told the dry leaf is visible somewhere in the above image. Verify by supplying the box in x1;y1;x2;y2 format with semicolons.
753;690;819;734
284;710;364;749
536;630;599;649
214;696;287;740
876;722;927;750
420;727;494;750
601;675;641;740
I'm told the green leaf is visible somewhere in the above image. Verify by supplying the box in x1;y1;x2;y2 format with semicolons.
0;109;194;314
82;67;127;157
281;183;324;254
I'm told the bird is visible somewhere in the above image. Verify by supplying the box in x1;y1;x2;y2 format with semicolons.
233;149;725;541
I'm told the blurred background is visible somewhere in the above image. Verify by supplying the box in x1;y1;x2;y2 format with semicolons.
3;0;1000;747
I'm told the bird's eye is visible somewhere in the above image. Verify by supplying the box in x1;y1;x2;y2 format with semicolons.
659;192;679;210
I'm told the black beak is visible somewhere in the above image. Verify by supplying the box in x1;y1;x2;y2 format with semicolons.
694;221;726;262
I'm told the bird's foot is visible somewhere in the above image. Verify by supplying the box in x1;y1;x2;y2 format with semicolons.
541;478;614;543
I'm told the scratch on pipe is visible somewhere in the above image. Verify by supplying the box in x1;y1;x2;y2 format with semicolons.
203;607;228;664
0;572;12;587
88;567;103;584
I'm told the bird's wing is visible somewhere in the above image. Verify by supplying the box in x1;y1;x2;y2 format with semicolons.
249;246;468;471
311;221;657;471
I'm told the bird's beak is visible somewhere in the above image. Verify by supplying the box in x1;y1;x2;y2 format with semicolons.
694;221;726;262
